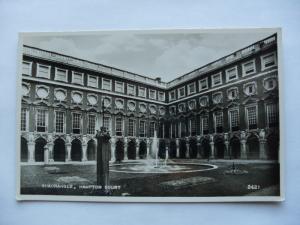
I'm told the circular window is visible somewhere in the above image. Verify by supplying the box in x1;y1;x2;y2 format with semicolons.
244;83;256;96
36;86;49;99
178;104;185;112
159;107;165;115
128;102;136;111
22;84;29;96
88;95;97;105
72;92;82;103
150;105;156;114
139;104;147;113
264;78;277;91
103;97;111;107
188;101;196;110
55;90;66;101
213;93;222;104
115;99;124;109
199;97;208;107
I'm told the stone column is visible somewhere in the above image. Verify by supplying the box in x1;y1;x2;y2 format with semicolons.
66;144;72;161
240;140;247;159
110;136;116;162
209;135;215;159
146;138;151;159
28;142;35;162
124;137;128;160
82;144;88;161
224;141;230;159
176;138;180;158
135;139;140;159
259;139;267;159
185;138;190;158
48;143;54;162
44;145;49;164
196;136;202;159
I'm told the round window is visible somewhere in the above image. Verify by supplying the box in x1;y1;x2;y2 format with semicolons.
103;98;111;107
55;90;66;101
199;97;208;107
36;86;49;99
159;107;165;115
72;92;82;103
22;84;29;96
88;95;97;105
139;104;146;113
128;102;135;111
115;99;124;109
150;106;156;114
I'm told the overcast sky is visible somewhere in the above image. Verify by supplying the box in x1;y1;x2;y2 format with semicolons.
23;30;275;81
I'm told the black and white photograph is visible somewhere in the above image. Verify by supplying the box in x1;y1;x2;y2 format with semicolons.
16;28;283;202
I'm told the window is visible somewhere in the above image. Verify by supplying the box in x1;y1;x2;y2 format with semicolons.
211;72;222;87
244;82;256;96
149;122;156;137
261;52;276;70
72;113;81;134
102;78;112;91
242;60;256;76
229;109;239;131
55;111;65;133
212;92;223;104
169;90;176;101
72;72;84;85
138;87;146;98
21;108;28;131
188;82;196;95
190;118;196;136
264;78;277;91
103;116;110;131
87;114;96;134
149;89;157;100
171;123;176;138
158;92;165;101
226;66;238;82
227;88;238;100
115;117;123;136
214;111;223;133
37;64;50;79
127;84;136;96
178;87;185;98
201;116;209;135
22;61;32;75
139;120;146;137
36;109;47;132
179;121;186;137
55;68;68;82
266;103;279;128
246;106;257;130
128;119;135;136
199;78;208;91
115;81;124;93
88;75;98;88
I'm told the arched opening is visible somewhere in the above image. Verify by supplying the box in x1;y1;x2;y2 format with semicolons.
267;134;279;160
115;140;124;161
201;138;210;159
247;134;259;159
127;140;136;160
35;137;47;162
169;140;177;158
179;139;187;158
230;137;240;159
139;141;147;159
53;138;66;162
71;139;82;161
87;139;96;161
158;140;166;159
21;137;28;162
189;138;198;159
215;138;225;159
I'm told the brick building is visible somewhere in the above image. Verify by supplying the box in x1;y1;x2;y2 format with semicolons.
19;33;280;164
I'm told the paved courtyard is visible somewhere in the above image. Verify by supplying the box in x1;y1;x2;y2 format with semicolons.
20;159;280;197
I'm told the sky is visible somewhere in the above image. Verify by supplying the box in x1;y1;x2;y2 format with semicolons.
23;29;276;81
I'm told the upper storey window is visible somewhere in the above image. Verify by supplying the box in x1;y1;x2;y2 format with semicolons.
187;82;196;95
138;87;147;98
178;87;185;99
242;60;256;76
211;72;222;87
261;52;276;70
127;84;136;96
158;91;165;101
102;78;112;91
226;66;238;82
149;89;157;100
169;90;176;101
72;71;84;85
88;75;98;88
22;61;32;75
199;77;208;91
55;68;68;82
37;64;51;79
115;81;124;93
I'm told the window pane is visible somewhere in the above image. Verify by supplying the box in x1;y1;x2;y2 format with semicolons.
38;65;50;78
72;113;81;134
247;106;257;129
22;62;31;75
37;109;47;132
87;114;96;134
56;69;67;81
55;111;65;133
116;117;123;136
21;108;27;131
88;76;97;87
